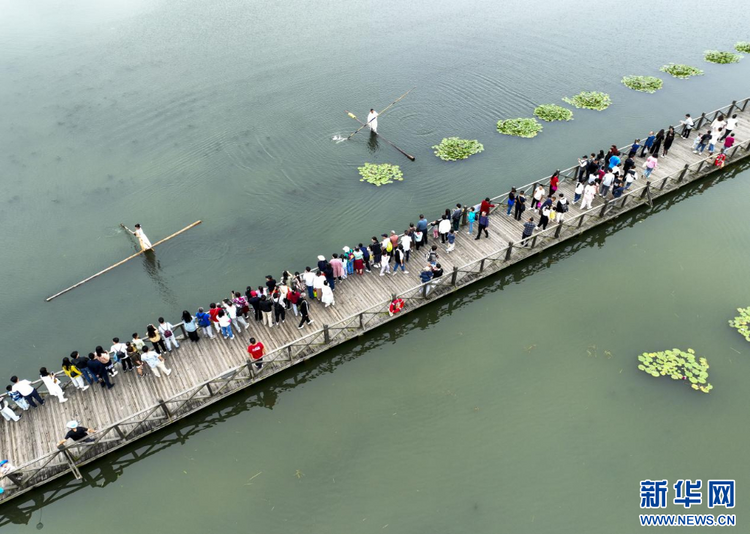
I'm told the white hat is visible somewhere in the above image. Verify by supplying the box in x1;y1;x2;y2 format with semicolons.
342;246;350;253
317;255;325;261
66;420;79;429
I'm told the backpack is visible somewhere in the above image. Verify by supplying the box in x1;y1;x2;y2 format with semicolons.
386;241;393;253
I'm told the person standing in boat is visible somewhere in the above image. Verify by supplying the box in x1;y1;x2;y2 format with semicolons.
131;223;153;251
367;109;378;133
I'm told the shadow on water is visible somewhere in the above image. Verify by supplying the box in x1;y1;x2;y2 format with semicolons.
0;159;747;525
141;251;178;307
367;130;379;154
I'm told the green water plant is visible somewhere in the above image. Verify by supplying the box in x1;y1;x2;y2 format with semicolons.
704;50;743;64
562;91;611;111
728;307;750;342
621;75;663;93
660;63;704;79
637;348;712;393
432;137;484;161
496;118;543;138
734;42;750;53
533;104;573;122
358;163;403;186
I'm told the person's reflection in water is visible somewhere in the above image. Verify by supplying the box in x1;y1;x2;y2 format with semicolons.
367;130;379;154
142;251;178;307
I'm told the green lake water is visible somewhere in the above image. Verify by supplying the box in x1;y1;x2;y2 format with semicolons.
1;0;750;531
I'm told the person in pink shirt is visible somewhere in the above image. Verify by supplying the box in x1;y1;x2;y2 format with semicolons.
644;154;658;178
723;133;735;151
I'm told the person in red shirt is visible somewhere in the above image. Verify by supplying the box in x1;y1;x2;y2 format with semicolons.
479;197;495;216
247;338;266;371
208;303;221;336
549;170;559;197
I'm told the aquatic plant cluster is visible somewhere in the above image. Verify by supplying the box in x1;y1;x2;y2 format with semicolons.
432;137;484;161
704;50;743;64
563;91;612;111
637;349;712;393
358;163;403;186
533;104;574;122
496;118;543;138
728;307;750;342
659;63;704;79
736;42;750;53
621;75;664;93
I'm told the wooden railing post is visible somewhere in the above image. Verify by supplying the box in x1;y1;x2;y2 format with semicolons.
479;259;485;272
323;325;330;344
179;323;187;340
205;382;214;396
599;199;610;217
695;160;707;175
450;266;459;285
742;98;750;112
359;312;364;329
730;145;740;159
695;112;706;130
677;164;689;183
726;100;736;118
554;220;563;238
640;181;651;199
530;236;538;249
461;207;468;227
577;214;586;228
287;346;292;362
620;195;628;208
246;359;256;379
56;446;83;480
659;176;669;190
113;424;127;440
505;242;513;261
157;398;171;419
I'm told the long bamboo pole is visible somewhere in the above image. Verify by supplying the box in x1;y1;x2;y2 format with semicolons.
345;111;416;161
45;220;202;302
345;87;415;140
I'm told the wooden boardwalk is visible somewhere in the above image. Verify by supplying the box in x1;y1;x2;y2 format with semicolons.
1;97;749;509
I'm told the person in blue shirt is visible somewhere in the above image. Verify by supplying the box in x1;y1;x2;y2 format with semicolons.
640;131;655;157
195;307;214;339
446;230;456;253
419;266;434;296
416;215;429;245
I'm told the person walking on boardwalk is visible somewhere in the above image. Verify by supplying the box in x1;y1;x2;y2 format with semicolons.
5;385;29;411
538;204;551;230
10;376;44;407
287;287;301;316
644;154;658;178
640;132;655;157
195;307;215;338
506;188;516;216
259;295;274;326
182;310;200;342
708;129;721;156
223;299;249;332
72;351;96;386
58;421;96;447
451;204;463;231
556;194;568;223
0;397;20;422
600;170;614;198
581;182;597;210
62;357;89;391
141;346;172;377
438;215;451;244
147;324;167;354
574;181;584;204
217;309;235;339
87;353;114;389
379;235;392;276
302;267;317;298
246;337;266;371
392;244;408;274
367;108;378;133
130;223;153;252
721;114;738;141
297;294;313;329
446;229;456;253
400;231;412;263
662;127;675;157
680;114;694;138
694;131;711;154
475;211;489;240
514;191;526;221
522;217;536;246
649;129;664;156
549;170;559;197
426;244;439;266
39;367;68;403
723;132;735;154
111;337;134;372
321;280;335;308
532;184;545;212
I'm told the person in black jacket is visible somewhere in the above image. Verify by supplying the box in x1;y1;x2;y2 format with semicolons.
87;353;114;389
297;295;313;329
258;296;274;327
248;291;261;322
72;350;96;386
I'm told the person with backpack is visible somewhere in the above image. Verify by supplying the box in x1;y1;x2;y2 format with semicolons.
195;307;215;338
380;234;392;276
556;194;569;223
71;350;97;386
393;244;407;274
297;294;313;329
426;245;439;266
4;385;29;411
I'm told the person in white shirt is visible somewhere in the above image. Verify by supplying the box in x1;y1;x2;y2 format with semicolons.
39;368;67;403
438;216;451;244
217;310;234;339
223;298;249;332
680;114;694;138
379;236;392;276
400;232;412;262
302;267;317;299
10;377;44;407
0;397;20;422
131;223;153;251
158;317;180;351
721;114;738;141
581;183;597;210
367;109;378;133
140;346;172;377
625;169;637;189
313;272;326;302
532;184;545;211
321;280;335;308
110;337;134;373
600;171;615;197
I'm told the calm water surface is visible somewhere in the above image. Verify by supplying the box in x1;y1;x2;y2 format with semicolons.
1;0;749;532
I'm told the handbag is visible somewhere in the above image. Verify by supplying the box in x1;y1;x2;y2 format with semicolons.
164;329;173;338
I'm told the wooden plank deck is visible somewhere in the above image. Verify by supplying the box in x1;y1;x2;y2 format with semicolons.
1;97;749;507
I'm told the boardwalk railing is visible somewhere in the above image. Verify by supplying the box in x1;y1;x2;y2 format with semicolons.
2;96;749;502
